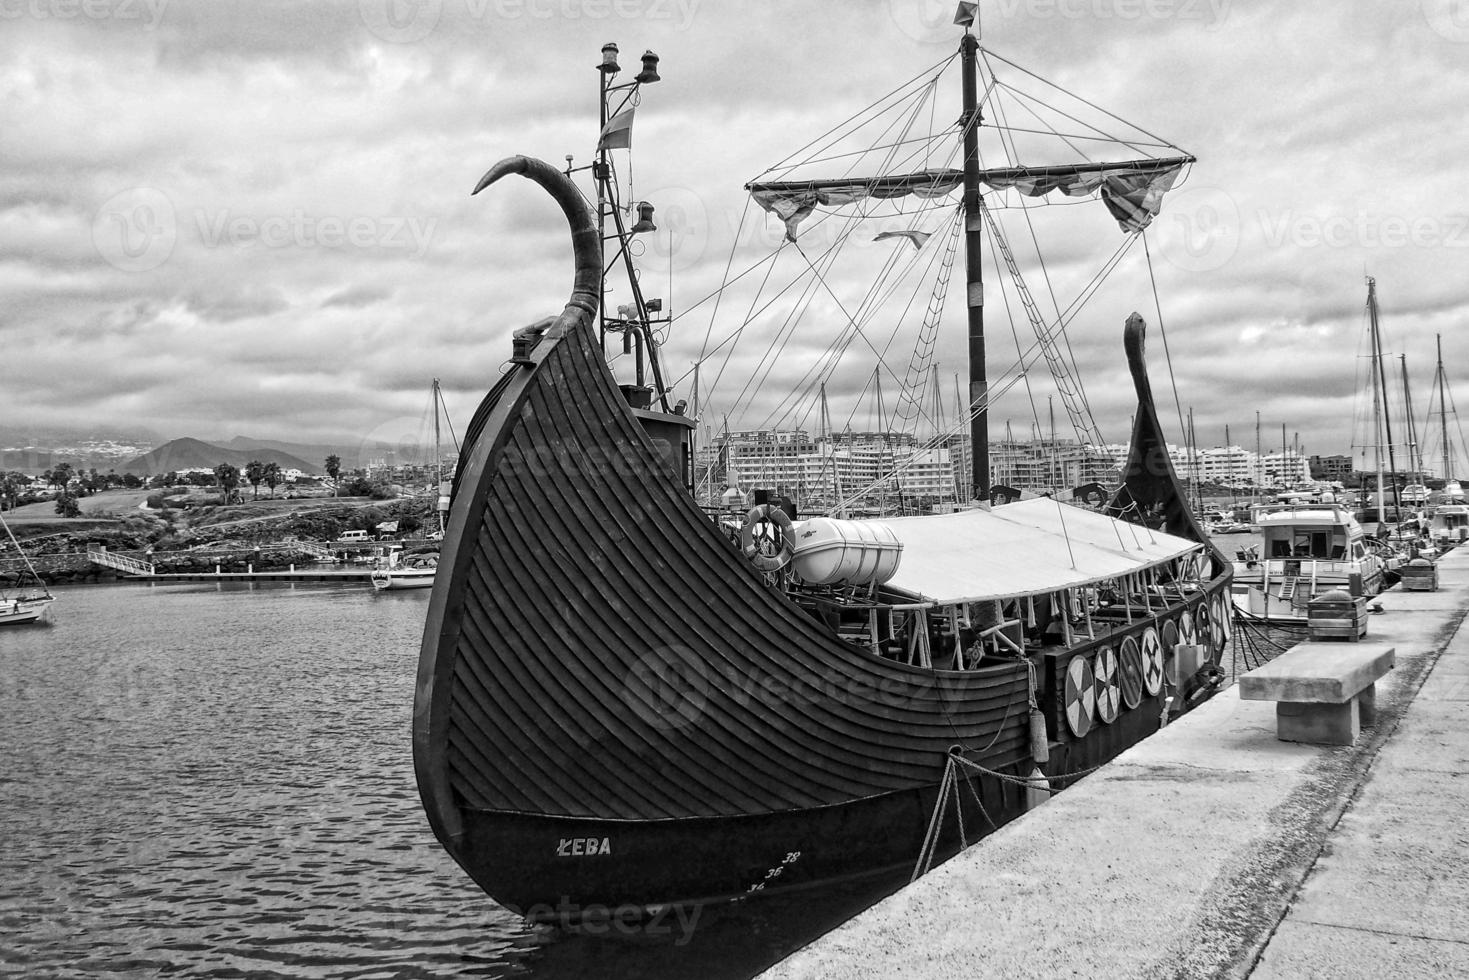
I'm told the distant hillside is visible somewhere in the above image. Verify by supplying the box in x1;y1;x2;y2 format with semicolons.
223;436;359;469
120;438;315;476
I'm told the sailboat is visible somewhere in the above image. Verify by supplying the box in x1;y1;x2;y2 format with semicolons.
1;509;54;626
1425;334;1469;547
371;379;453;591
1232;278;1398;621
415;12;1232;923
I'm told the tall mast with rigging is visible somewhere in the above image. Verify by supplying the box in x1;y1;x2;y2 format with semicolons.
1367;277;1401;517
1437;334;1452;481
1400;354;1422;491
958;16;988;502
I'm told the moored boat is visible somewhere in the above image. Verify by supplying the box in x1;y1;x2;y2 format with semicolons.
1231;502;1386;621
1;591;54;626
1;509;54;626
415;16;1232;923
370;548;439;591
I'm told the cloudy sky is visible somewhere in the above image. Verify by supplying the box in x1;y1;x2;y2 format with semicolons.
3;0;1467;473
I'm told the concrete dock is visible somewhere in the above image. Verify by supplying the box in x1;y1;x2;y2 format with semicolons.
763;548;1469;978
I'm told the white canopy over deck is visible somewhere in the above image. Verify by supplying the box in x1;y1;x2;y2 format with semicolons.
876;498;1203;605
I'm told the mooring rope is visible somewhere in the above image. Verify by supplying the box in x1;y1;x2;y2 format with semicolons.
910;750;1110;882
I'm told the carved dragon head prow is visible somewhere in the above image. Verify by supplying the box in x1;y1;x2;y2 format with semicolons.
473;155;601;342
1123;311;1154;409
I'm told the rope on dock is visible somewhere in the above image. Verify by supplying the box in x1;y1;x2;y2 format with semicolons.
1228;607;1308;677
910;749;1108;882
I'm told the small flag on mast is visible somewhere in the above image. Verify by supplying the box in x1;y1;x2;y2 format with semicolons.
598;108;635;150
953;2;977;27
874;230;933;249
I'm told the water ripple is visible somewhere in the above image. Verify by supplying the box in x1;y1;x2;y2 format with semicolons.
1;582;898;980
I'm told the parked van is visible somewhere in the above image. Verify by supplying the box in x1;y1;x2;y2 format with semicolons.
338;530;370;543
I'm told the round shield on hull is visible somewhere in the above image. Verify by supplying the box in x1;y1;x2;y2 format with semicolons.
1064;656;1096;738
1093;645;1120;724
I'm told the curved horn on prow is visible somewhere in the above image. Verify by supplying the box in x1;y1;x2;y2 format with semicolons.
473;155;600;338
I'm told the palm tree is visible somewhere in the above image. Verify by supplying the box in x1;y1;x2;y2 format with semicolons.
262;462;282;498
245;460;265;500
325;455;341;497
214;463;241;504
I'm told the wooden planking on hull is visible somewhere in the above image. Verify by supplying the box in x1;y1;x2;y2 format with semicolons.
436;318;1038;823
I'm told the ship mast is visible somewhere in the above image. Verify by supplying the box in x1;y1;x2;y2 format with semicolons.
959;20;988;502
590;42;672;411
1438;334;1452;481
432;377;443;536
1367;277;1401;518
1400;354;1421;491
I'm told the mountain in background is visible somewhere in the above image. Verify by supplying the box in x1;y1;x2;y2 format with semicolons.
119;438;316;476
4;428;431;476
223;436;361;469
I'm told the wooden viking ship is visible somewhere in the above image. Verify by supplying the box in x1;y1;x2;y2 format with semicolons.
415;13;1232;922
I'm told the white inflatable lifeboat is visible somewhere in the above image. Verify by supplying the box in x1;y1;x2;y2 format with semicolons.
790;517;903;587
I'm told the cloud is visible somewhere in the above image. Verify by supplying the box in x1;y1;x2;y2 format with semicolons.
0;0;1465;468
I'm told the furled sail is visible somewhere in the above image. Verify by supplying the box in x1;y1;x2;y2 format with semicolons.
747;155;1194;241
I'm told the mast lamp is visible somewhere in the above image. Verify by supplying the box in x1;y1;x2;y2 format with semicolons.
630;201;657;234
635;50;660;84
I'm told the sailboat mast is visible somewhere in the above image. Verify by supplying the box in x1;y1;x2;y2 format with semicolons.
1254;411;1260;504
960;30;988;502
432;378;442;480
1281;422;1287;486
1400;354;1421;488
432;378;444;535
1367;277;1401;514
1439;334;1451;480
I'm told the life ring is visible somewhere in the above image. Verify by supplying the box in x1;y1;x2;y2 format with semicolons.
1094;645;1120;724
1140;626;1164;697
1179;608;1197;646
1063;655;1096;738
1119;636;1144;709
741;505;794;573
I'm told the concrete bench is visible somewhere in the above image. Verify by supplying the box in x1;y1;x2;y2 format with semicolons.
1238;642;1395;746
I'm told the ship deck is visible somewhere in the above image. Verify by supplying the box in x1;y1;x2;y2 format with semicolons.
763;545;1469;978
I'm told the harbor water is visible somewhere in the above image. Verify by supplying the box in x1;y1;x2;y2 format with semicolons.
0;582;898;979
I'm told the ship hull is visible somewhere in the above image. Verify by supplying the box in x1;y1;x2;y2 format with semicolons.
450;691;1163;921
0;597;53;626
